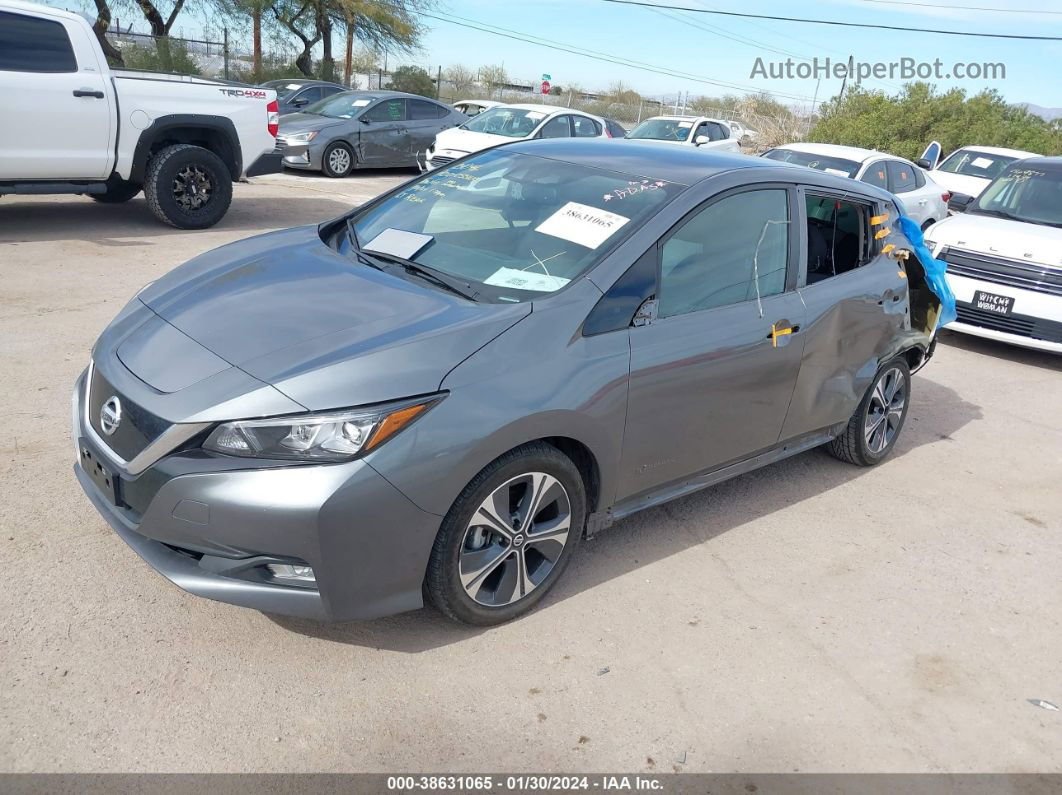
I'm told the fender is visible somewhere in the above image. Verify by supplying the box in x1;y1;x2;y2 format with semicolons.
128;114;242;184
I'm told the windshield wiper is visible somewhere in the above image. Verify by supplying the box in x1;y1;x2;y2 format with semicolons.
360;250;480;302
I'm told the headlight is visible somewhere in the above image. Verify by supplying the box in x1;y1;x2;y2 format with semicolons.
284;130;319;144
203;394;443;462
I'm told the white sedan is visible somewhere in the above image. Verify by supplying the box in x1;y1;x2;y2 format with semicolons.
762;142;949;230
452;99;501;118
425;104;610;170
625;115;741;153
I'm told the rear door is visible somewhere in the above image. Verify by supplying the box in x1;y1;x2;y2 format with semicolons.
886;159;930;223
0;8;114;179
407;98;452;159
357;97;409;165
618;184;806;500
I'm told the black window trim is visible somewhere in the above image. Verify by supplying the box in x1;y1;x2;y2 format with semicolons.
795;185;884;289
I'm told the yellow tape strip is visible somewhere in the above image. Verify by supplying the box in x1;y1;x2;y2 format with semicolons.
770;323;792;348
882;243;895;253
870;213;889;226
874;227;891;240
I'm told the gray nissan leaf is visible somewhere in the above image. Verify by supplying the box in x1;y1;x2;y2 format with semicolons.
73;140;943;626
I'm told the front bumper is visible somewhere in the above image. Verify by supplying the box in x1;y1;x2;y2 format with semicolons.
945;273;1062;354
275;139;321;172
72;370;443;621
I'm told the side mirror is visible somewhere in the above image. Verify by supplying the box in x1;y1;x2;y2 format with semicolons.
694;134;710;145
948;192;974;213
292;98;308;108
359;117;371;124
915;158;931;169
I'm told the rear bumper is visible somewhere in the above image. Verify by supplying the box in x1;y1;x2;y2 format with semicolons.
245;151;284;178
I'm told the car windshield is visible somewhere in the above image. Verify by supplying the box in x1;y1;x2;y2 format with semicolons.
627;119;693;142
350;149;685;302
461;108;545;137
302;92;372;119
761;148;861;178
969;164;1062;227
937;149;1019;179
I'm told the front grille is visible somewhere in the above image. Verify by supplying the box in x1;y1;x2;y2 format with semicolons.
86;366;171;462
955;303;1062;343
941;246;1062;297
429;155;455;167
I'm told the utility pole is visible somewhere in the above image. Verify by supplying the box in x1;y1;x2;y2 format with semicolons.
807;78;821;136
838;54;854;101
436;64;442;99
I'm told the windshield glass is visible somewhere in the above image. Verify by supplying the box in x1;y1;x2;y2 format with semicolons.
970;164;1062;227
461;107;546;137
302;92;371;118
627;119;693;142
937;149;1020;180
761;148;861;178
350;149;685;302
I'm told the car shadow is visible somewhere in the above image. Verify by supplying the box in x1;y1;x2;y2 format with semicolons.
937;329;1062;372
269;374;982;652
0;193;355;244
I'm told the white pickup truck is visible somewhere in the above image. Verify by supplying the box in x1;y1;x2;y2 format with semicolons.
0;0;282;228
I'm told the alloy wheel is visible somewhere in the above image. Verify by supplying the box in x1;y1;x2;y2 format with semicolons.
864;366;906;454
328;147;351;174
459;472;572;607
172;165;213;211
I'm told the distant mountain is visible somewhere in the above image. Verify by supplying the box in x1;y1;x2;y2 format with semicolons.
1021;103;1062;122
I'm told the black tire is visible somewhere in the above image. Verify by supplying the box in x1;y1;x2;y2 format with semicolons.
425;442;586;626
827;358;911;466
144;143;232;230
90;179;141;203
321;141;355;178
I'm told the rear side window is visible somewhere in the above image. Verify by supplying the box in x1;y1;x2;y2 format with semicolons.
860;161;889;189
572;116;601;137
538;116;571;139
0;11;77;73
659;189;790;317
364;99;407;122
887;160;917;193
410;99;448;120
804;193;874;284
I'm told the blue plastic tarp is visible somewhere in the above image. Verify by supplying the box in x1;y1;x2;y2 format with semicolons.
897;214;957;328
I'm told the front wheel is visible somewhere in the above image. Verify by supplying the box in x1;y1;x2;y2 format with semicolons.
144;143;232;229
321;142;354;178
826;358;911;466
425;443;586;626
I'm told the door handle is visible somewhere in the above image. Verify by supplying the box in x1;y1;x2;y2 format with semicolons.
73;89;105;98
767;322;800;347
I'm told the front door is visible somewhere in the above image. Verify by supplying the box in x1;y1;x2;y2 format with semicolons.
619;186;806;500
357;98;410;166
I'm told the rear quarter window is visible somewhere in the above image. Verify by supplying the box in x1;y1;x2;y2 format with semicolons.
0;11;77;73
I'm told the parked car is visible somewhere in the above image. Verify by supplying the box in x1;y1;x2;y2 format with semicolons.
726;120;758;146
625;115;741;153
918;142;1041;199
453;99;501;117
602;118;628;138
73;140;943;625
0;0;281;228
923;156;1062;353
425;104;610;169
276;90;465;176
762;143;949;230
260;79;346;115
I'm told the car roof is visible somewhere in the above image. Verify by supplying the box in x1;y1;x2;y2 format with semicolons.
1012;156;1062;170
948;145;1042;159
774;142;898;164
456;99;501;106
643;115;729;124
264;79;341;86
502;139;809;185
2;0;81;20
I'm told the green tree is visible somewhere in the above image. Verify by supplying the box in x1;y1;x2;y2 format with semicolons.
389;64;435;97
121;39;201;74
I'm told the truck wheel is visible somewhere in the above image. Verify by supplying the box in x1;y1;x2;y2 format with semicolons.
826;358;911;467
90;179;141;203
321;142;354;178
144;144;232;229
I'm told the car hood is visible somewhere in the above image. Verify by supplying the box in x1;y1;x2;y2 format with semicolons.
925;213;1062;268
928;170;990;198
278;113;346;135
135;226;531;411
433;127;515;154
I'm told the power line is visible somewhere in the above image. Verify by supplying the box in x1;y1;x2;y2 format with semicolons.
858;0;1062;14
420;10;818;101
602;0;1062;40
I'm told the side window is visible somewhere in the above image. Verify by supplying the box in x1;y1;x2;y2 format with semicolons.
296;86;323;104
712;122;731;140
693;122;710;141
410;99;447;120
0;11;78;73
860;161;889;189
659;189;790;318
572;116;601;137
804;193;874;285
887;160;917;193
538;115;571;139
913;167;926;188
321;86;344;99
364;99;407;122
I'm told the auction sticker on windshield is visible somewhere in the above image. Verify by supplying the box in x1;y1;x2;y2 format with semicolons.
535;202;630;249
484;267;571;292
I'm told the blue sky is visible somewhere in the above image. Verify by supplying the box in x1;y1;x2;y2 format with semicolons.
409;0;1062;109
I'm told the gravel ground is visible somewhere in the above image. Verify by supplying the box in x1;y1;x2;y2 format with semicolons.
1;171;1060;773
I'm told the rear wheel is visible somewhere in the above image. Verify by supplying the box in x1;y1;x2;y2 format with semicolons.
144;143;232;229
90;179;141;203
321;142;354;178
827;359;911;466
425;443;585;626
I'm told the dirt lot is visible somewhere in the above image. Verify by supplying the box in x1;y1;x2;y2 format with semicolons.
1;172;1060;774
